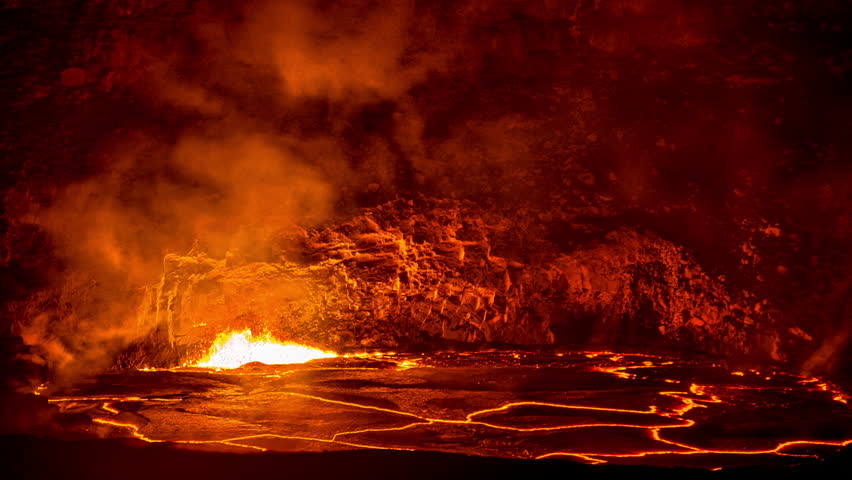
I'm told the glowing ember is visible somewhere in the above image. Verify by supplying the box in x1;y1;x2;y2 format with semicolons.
194;330;336;368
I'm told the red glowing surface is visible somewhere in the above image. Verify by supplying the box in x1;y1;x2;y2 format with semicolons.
47;351;851;469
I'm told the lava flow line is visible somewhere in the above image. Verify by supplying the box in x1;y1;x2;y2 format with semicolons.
56;387;852;468
537;383;851;464
282;390;694;438
86;400;418;453
50;390;695;456
45;355;852;468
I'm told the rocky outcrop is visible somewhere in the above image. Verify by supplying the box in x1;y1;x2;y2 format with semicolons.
129;198;780;366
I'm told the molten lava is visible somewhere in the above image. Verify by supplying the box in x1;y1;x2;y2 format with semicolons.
194;330;336;368
47;351;852;469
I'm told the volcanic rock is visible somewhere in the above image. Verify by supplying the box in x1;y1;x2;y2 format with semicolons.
129;198;778;366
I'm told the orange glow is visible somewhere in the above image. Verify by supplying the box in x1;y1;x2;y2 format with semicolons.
47;352;852;469
193;330;336;368
75;385;850;467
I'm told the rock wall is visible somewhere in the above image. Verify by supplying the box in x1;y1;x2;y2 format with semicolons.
128;198;781;366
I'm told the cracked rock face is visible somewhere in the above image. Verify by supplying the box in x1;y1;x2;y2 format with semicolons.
126;198;780;367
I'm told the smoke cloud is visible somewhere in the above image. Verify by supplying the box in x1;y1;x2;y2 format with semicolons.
14;0;469;378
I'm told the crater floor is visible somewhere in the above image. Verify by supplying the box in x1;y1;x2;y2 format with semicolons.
48;351;852;470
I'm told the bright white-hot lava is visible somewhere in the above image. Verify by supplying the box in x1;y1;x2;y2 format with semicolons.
194;330;336;368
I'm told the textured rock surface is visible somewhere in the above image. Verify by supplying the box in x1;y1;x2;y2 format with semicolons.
126;198;779;366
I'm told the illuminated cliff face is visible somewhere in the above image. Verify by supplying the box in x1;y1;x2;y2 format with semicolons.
1;0;851;381
124;197;776;369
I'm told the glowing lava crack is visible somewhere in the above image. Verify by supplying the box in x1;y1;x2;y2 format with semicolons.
47;351;852;470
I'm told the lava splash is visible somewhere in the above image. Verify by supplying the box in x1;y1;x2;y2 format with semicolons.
194;330;336;368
